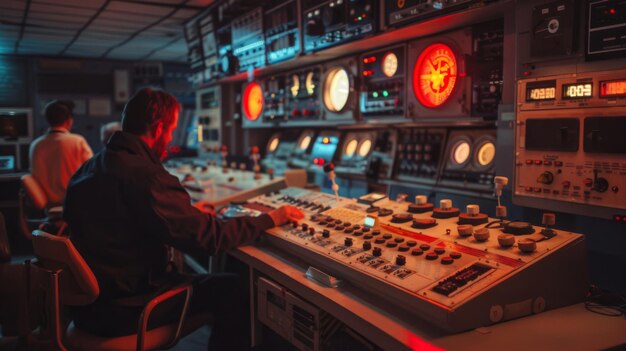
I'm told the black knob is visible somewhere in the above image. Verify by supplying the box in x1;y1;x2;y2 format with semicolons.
396;255;406;266
594;177;609;193
301;223;308;231
322;229;330;238
344;237;353;247
362;241;371;250
373;247;382;257
308;227;315;235
537;171;554;185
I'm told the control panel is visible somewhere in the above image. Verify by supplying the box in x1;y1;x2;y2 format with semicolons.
231;7;266;73
265;0;301;64
307;131;341;173
245;187;587;332
262;75;287;122
286;67;322;121
198;12;219;82
587;0;626;60
261;132;297;176
302;0;377;53
359;45;406;120
366;129;398;181
289;129;317;169
394;128;446;185
440;128;497;191
515;69;626;219
196;86;222;153
335;131;376;176
385;0;488;28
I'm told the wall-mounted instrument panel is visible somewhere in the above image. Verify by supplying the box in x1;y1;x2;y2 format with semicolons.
395;128;447;185
440;128;497;191
184;18;204;85
265;0;301;64
244;187;587;333
515;69;626;220
359;45;407;121
321;57;358;121
286;67;322;122
302;0;377;53
261;132;298;176
529;0;576;59
587;0;626;61
335;131;376;176
198;12;219;83
384;0;490;29
367;129;398;181
196;86;222;153
289;129;317;169
307;131;341;173
231;7;266;73
406;22;503;120
262;75;287;122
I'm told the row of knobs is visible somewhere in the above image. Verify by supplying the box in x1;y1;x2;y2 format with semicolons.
537;171;610;193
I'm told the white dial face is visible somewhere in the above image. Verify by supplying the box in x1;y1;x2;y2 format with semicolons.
299;135;311;150
358;139;372;157
382;52;398;78
477;142;495;166
323;67;350;112
291;74;300;97
452;141;471;165
268;137;280;153
344;139;358;157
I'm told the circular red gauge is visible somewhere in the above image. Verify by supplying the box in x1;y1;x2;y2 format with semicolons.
413;43;458;108
243;82;264;121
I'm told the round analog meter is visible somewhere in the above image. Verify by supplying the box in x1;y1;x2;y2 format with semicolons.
413;43;458;108
344;139;358;157
268;137;280;153
243;82;263;121
358;139;372;157
305;71;316;96
476;141;496;167
382;52;399;78
323;67;350;112
451;140;471;165
290;74;300;97
299;135;312;150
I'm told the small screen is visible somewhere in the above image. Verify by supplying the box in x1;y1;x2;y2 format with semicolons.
364;216;376;228
525;80;556;102
0;113;29;138
562;82;593;99
600;80;626;98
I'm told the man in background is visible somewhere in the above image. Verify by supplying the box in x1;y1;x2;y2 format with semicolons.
29;100;93;207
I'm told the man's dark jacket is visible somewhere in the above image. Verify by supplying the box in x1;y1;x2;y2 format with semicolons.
65;131;274;302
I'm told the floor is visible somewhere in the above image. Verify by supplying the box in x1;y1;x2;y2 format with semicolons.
172;326;211;350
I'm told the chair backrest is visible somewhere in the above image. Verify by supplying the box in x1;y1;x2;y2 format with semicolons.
21;174;48;210
31;230;99;306
284;168;307;188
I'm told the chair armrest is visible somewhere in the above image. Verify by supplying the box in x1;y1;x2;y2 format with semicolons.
136;282;194;351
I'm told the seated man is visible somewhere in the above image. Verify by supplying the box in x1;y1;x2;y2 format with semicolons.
64;88;302;350
29;100;93;207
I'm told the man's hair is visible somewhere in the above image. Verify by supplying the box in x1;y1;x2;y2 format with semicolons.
45;100;75;127
121;88;180;135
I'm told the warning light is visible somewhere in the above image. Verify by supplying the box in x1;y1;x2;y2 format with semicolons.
362;70;374;76
243;82;263;121
382;90;389;97
372;91;379;98
609;8;616;14
413;43;458;108
322;137;331;144
363;56;377;64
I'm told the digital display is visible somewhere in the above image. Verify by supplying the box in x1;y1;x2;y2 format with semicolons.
562;83;593;99
600;80;626;98
364;216;376;227
526;87;556;101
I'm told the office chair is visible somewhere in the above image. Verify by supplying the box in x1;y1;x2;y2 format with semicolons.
29;230;210;351
18;175;65;239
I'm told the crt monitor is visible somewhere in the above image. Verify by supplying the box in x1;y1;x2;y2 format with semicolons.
0;108;33;143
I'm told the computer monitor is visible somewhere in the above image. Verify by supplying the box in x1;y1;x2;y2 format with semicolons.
0;108;33;144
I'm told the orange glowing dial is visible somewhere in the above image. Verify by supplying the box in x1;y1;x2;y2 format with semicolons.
243;82;263;121
413;43;458;108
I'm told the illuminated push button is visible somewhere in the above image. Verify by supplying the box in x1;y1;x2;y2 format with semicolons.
441;256;454;265
534;160;543;165
498;234;516;248
473;228;490;242
554;161;563;167
518;238;537;253
525;159;533;165
373;247;382;257
396;255;406;266
457;224;473;237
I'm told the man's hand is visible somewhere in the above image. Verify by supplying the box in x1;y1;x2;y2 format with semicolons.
193;201;216;216
268;205;304;226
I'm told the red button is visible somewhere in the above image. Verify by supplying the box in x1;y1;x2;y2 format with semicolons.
534;160;543;165
534;187;542;192
555;161;563;166
525;186;533;192
583;178;593;187
544;161;552;166
525;160;533;165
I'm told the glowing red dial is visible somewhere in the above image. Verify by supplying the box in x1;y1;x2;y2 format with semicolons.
413;43;458;108
243;82;263;121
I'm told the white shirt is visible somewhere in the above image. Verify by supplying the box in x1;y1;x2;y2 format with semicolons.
29;127;93;206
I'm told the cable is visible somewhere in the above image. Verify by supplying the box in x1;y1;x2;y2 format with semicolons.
584;285;626;317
